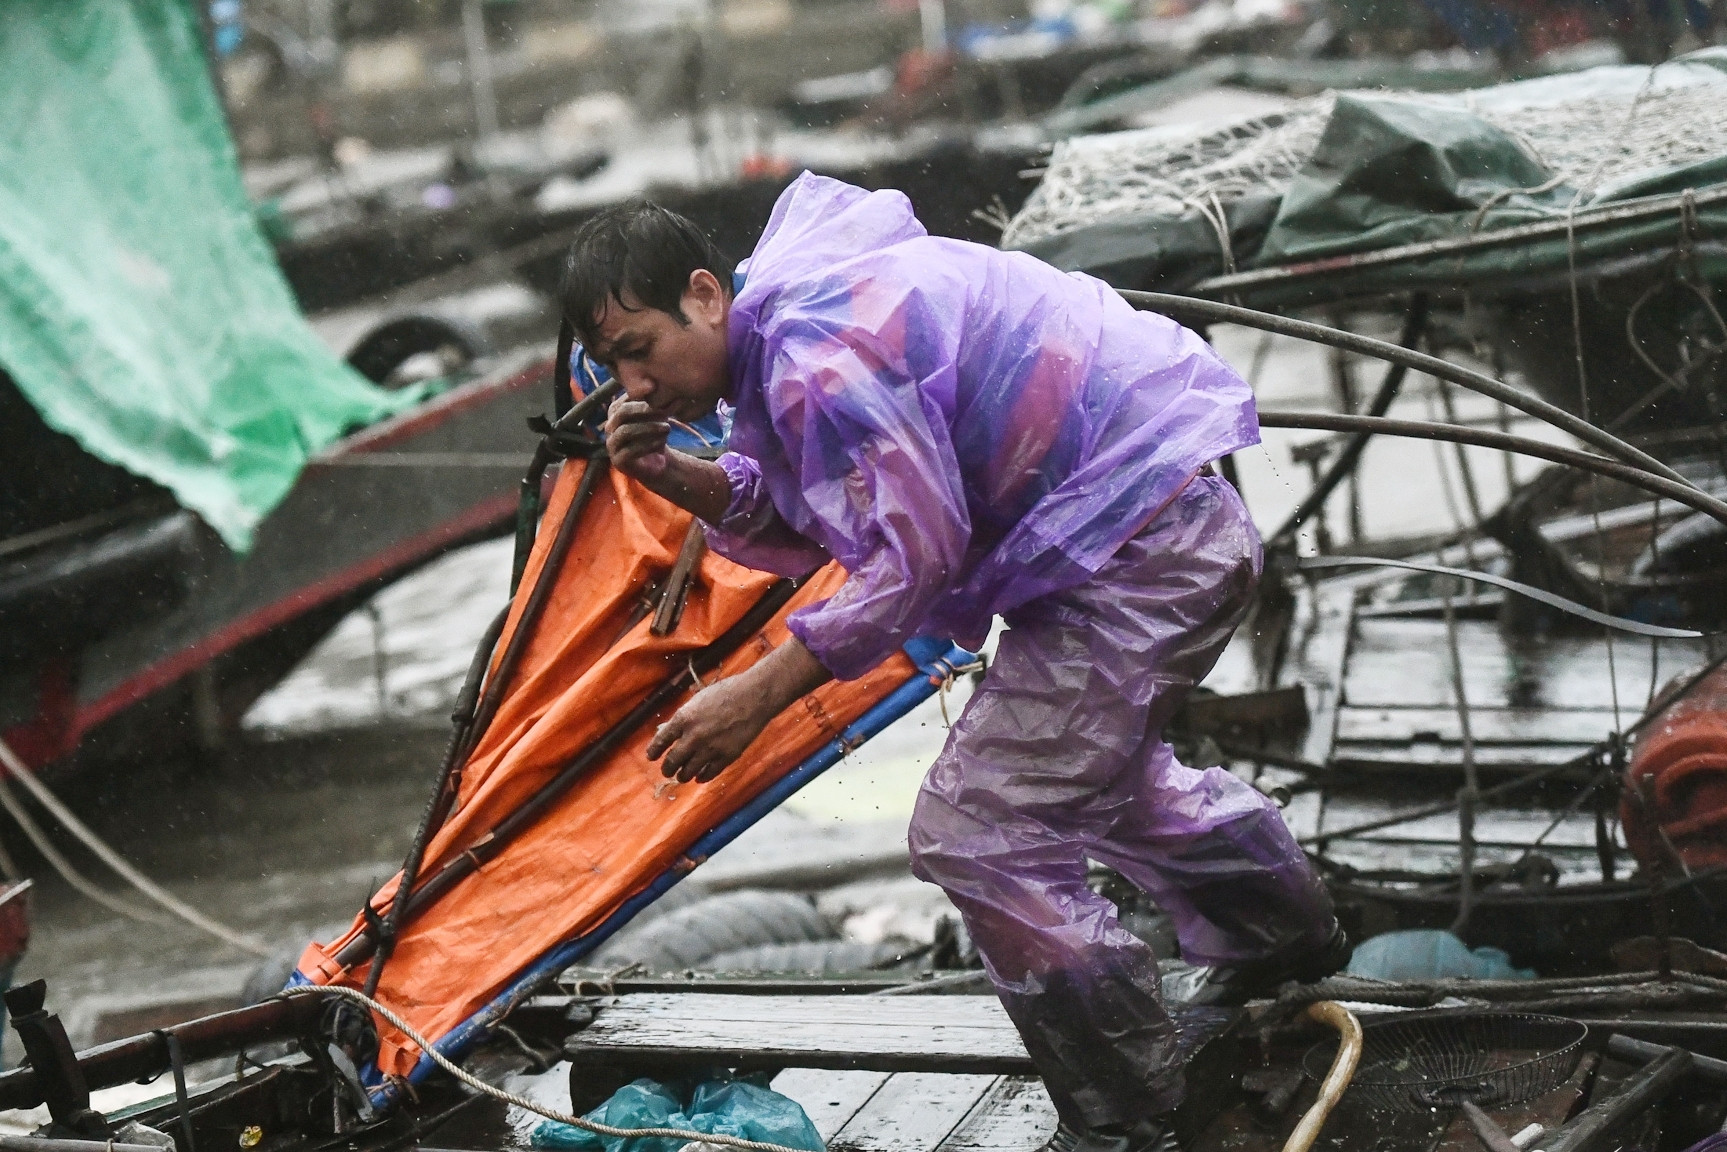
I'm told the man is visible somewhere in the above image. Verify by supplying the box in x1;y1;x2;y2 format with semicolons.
562;174;1346;1152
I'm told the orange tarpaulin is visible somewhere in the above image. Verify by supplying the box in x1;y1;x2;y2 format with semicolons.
296;461;917;1079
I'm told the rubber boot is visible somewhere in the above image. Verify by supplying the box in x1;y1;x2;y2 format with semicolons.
1039;1114;1180;1152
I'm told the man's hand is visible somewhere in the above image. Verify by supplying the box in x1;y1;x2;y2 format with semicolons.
647;676;774;783
604;398;672;482
645;637;834;784
600;398;733;523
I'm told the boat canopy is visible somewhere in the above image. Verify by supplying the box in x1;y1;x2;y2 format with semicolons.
0;2;423;550
1007;50;1727;304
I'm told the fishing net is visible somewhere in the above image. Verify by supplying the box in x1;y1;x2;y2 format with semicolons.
1003;54;1727;251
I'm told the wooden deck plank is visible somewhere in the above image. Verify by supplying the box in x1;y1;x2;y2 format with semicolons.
1330;744;1597;775
1337;706;1622;746
565;994;1034;1074
937;1076;1058;1152
1344;618;1709;712
769;1068;893;1142
1279;584;1356;767
565;995;1236;1079
829;1073;999;1152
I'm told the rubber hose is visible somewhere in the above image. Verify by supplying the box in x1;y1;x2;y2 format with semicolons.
1281;1001;1362;1152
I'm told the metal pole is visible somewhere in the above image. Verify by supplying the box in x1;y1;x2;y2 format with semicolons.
1256;411;1727;527
919;0;949;53
1268;297;1429;545
461;0;501;141
1443;591;1480;936
1437;380;1488;528
1324;314;1363;544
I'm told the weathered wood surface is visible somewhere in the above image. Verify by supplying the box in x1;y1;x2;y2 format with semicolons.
769;1070;1057;1152
832;1072;1003;1152
1337;706;1623;746
1331;722;1603;776
554;971;927;996
1331;744;1595;774
770;1069;895;1142
1344;618;1709;712
940;1077;1061;1152
565;994;1033;1073
1277;583;1356;767
566;994;1235;1077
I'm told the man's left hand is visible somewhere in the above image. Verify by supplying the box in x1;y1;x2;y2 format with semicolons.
645;636;834;784
647;675;776;783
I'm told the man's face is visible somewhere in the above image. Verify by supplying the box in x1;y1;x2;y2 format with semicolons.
587;269;731;422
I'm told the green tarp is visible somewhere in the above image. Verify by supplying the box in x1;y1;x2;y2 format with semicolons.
1012;50;1727;304
0;2;423;551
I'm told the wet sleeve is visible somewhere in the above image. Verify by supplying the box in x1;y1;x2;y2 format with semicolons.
768;345;972;680
702;451;831;578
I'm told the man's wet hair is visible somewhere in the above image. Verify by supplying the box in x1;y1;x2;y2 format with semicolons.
559;202;734;352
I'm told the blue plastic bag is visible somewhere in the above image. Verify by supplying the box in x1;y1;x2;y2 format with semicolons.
532;1074;824;1152
1346;930;1535;982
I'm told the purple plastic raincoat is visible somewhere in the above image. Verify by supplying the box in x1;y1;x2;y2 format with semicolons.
710;173;1260;679
707;174;1334;1128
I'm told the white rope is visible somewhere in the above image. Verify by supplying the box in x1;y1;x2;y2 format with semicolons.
0;736;270;956
0;773;162;925
286;985;820;1152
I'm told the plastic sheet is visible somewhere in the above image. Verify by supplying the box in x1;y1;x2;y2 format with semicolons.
1345;930;1535;982
0;2;424;550
296;461;927;1079
1008;50;1727;302
531;1076;823;1152
907;475;1335;1126
711;173;1259;678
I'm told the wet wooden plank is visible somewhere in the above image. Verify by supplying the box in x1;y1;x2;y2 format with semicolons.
555;971;918;995
1331;744;1596;775
769;1068;893;1142
1278;583;1356;766
829;1073;999;1152
1344;618;1710;712
565;994;1034;1073
937;1075;1058;1152
1337;706;1622;746
566;995;1237;1078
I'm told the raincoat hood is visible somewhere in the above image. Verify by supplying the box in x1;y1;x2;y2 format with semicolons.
738;173;925;294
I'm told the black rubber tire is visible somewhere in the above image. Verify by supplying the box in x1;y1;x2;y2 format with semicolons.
703;939;916;975
586;889;836;972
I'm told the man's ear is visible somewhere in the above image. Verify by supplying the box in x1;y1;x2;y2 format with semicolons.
685;268;727;324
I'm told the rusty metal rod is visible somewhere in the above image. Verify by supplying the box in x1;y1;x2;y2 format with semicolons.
364;600;511;999
1533;1046;1690;1152
1123;291;1690;488
1258;411;1727;526
1607;1033;1727;1082
1270;295;1428;543
335;578;801;969
0;995;329;1112
465;456;609;770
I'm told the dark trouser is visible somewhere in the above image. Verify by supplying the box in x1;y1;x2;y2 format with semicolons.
908;475;1335;1126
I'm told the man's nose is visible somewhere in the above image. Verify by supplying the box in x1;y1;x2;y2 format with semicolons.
616;364;654;401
